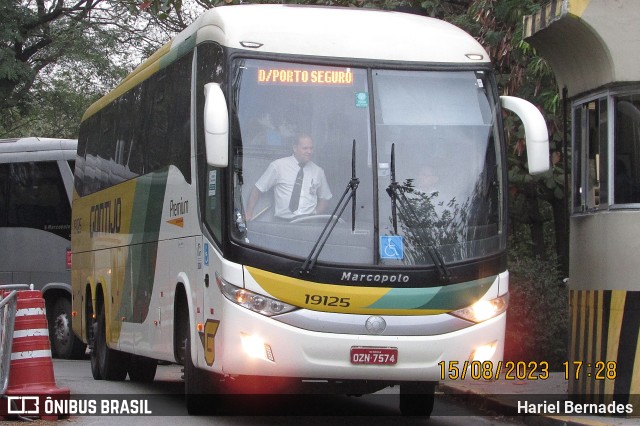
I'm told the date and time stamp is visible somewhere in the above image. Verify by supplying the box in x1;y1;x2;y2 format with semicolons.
439;360;617;381
437;360;628;415
438;360;633;416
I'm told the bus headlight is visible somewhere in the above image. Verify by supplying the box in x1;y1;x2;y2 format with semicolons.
450;294;509;323
216;273;297;316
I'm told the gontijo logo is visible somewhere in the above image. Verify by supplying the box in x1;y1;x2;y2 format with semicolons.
89;197;122;237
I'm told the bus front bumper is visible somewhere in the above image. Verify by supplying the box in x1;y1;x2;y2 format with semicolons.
201;300;506;383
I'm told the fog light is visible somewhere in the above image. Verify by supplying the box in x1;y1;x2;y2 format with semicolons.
470;341;497;362
240;333;275;362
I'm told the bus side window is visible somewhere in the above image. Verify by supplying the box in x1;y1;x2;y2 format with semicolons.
0;164;7;226
8;161;71;239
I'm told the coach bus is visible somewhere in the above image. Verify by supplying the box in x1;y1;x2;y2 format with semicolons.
0;137;86;359
71;4;549;415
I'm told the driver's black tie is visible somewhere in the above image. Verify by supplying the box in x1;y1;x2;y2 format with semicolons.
289;162;304;212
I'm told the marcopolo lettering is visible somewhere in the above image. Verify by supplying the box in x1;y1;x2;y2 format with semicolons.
90;198;122;237
341;271;410;284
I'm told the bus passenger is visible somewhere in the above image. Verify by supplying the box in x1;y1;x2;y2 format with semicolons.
245;135;332;221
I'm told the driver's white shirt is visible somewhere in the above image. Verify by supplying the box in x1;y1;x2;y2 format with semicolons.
255;155;332;219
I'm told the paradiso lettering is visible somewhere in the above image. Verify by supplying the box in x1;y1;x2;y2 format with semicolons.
90;198;122;237
257;68;354;85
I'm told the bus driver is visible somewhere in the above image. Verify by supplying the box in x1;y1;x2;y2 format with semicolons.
245;135;333;221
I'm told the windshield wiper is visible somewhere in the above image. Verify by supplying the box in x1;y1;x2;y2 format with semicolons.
385;143;451;282
299;140;359;275
387;143;399;234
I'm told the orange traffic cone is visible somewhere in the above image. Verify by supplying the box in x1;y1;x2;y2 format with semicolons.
2;290;70;420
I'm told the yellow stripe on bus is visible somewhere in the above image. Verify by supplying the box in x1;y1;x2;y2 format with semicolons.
82;42;172;121
246;267;449;315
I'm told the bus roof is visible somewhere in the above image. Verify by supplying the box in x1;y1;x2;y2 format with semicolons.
84;5;490;121
181;5;489;63
0;137;77;163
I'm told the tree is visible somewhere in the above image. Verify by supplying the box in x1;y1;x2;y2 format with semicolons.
446;0;567;273
0;0;169;137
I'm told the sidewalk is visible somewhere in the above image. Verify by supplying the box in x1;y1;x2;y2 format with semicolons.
440;372;638;425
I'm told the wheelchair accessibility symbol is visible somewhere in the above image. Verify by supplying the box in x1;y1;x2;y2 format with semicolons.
380;236;404;260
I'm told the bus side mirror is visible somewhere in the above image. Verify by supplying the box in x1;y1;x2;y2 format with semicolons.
204;82;229;167
500;96;550;175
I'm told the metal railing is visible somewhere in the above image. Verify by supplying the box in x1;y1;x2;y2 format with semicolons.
0;284;32;395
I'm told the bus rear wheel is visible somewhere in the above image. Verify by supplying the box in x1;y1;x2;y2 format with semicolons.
89;321;102;380
399;381;436;417
91;304;129;381
51;298;86;359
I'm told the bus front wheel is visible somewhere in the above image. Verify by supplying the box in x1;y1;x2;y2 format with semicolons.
399;381;436;417
184;332;223;414
129;354;157;382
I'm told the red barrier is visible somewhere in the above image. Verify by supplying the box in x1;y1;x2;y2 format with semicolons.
2;290;70;420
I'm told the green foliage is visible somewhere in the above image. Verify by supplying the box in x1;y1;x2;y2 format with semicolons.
6;78;102;138
505;255;568;370
0;1;166;138
395;181;470;264
449;1;568;265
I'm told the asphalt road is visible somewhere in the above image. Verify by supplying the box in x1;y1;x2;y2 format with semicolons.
4;358;525;425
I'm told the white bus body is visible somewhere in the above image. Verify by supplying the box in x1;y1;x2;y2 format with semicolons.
72;5;548;415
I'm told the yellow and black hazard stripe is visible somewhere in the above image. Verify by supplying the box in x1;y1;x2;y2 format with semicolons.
569;289;640;412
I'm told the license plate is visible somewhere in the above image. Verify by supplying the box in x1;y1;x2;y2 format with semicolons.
350;347;398;365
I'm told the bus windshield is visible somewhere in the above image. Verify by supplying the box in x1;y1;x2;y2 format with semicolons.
229;58;504;267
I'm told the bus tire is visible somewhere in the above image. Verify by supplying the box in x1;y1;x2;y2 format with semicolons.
129;354;158;382
89;321;102;380
184;333;222;415
51;298;87;360
92;304;129;381
399;381;436;417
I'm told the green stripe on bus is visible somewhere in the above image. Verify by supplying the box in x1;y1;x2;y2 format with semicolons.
116;170;168;324
130;170;168;244
365;276;495;311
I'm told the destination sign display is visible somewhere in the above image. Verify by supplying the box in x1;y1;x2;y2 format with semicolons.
257;68;354;85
